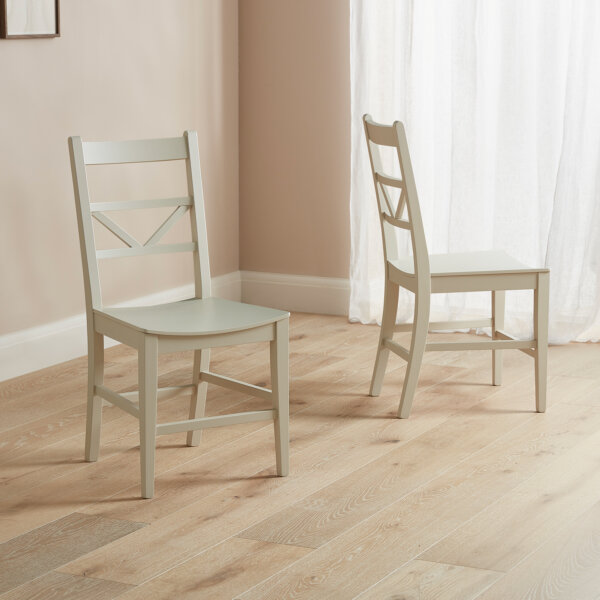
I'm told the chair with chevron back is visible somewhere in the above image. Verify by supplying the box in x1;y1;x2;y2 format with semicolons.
69;131;289;498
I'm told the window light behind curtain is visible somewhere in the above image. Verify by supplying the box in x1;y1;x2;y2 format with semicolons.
350;0;600;343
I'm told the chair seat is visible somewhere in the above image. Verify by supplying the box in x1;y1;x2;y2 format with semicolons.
98;297;289;336
390;250;548;278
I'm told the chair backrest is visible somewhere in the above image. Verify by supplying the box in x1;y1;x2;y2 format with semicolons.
69;131;211;313
362;115;430;283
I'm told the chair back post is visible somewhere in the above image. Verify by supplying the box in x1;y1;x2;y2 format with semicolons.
393;121;431;287
69;135;103;313
363;117;398;264
362;115;431;289
184;131;212;299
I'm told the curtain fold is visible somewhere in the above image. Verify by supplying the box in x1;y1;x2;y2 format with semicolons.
350;0;600;343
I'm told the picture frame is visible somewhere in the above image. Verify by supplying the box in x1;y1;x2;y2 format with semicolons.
0;0;60;39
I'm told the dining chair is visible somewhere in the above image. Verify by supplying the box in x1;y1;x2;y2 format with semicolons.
363;115;550;418
69;131;289;498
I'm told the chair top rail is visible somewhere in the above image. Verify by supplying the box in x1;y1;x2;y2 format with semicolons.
90;196;192;213
364;115;398;146
82;137;188;165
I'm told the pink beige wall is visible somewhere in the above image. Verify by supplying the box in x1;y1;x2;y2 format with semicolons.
0;0;352;340
0;0;239;336
239;0;351;278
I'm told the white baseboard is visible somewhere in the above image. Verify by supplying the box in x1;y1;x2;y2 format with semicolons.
241;270;350;316
208;270;243;303
0;270;349;382
0;272;242;383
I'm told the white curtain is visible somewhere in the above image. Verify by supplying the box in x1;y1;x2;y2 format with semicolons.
350;0;600;343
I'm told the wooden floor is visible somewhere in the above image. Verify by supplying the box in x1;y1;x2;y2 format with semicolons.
1;313;599;599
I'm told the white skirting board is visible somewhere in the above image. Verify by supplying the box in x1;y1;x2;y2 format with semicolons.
0;272;242;383
0;270;349;382
241;271;350;316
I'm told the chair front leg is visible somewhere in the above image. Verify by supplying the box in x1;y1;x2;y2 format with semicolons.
492;290;505;386
398;288;430;419
534;273;550;412
370;280;399;396
85;328;104;462
271;319;289;477
139;335;159;498
187;349;210;447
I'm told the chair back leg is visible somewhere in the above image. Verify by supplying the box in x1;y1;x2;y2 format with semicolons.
271;319;290;477
187;349;210;447
139;335;159;499
370;281;399;396
534;272;550;412
85;329;104;462
492;290;506;386
398;290;430;418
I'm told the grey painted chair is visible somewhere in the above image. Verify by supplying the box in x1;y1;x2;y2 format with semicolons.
69;131;289;498
363;115;549;418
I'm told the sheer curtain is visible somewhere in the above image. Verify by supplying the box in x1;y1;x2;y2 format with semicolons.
350;0;600;343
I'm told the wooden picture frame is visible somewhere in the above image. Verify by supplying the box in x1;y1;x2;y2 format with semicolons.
0;0;60;39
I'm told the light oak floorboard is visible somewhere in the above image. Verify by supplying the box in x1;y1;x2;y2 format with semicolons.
237;370;555;549
236;402;600;598
0;360;280;500
0;346;126;403
0;341;350;527
0;571;132;600
546;341;600;380
1;315;598;598
0;513;143;595
565;381;600;407
57;363;464;584
0;345;181;435
114;537;311;600
356;559;501;600
74;360;450;524
0;400;279;542
474;501;600;600
420;407;600;571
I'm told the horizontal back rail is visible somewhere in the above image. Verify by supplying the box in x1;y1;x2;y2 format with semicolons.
96;242;197;260
83;137;188;165
375;172;404;189
90;197;192;213
382;213;411;230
